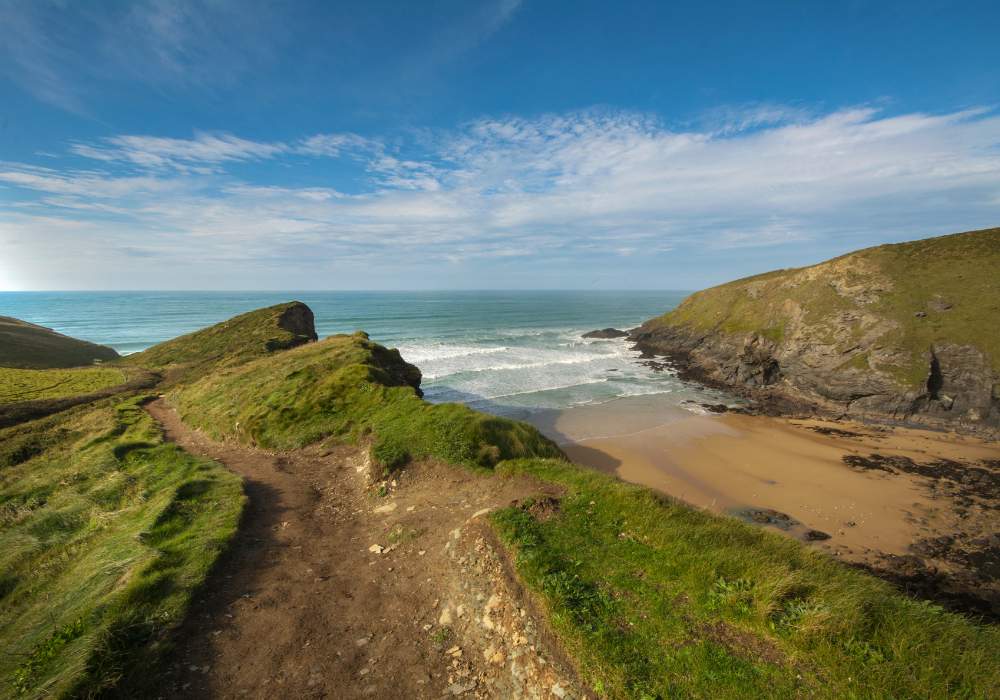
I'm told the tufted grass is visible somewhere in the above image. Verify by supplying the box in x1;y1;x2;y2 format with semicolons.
169;332;563;475
493;458;1000;699
0;366;127;404
0;395;244;698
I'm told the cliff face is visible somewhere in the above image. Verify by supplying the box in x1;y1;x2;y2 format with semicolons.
631;228;1000;431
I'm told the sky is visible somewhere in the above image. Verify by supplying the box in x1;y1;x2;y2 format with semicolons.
1;0;999;291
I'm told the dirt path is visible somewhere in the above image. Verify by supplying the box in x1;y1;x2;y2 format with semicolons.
146;399;586;699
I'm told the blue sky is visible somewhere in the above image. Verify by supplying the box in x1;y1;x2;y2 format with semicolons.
1;0;999;290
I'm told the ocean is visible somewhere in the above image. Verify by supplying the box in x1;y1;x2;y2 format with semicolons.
0;291;730;419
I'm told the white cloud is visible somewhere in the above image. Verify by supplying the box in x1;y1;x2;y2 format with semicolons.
71;133;290;171
4;105;1000;288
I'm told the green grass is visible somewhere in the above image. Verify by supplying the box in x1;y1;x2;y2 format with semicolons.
0;317;119;370
124;301;316;380
0;366;127;404
492;459;1000;699
169;332;563;474
646;227;1000;391
0;396;244;698
5;299;997;698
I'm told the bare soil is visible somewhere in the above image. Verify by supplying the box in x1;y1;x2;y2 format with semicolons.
144;398;587;699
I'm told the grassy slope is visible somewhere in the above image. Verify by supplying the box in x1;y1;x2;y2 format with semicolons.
0;396;243;698
647;227;1000;389
0;367;127;404
124;301;314;379
494;460;999;699
165;310;999;698
170;332;563;472
5;302;997;697
0;317;119;370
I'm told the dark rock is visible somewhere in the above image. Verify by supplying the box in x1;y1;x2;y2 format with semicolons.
583;328;629;339
265;301;319;352
370;344;423;397
734;507;797;530
914;311;927;318
805;529;831;541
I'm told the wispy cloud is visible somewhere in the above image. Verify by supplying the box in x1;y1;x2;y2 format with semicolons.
0;0;280;113
3;105;1000;288
70;133;291;171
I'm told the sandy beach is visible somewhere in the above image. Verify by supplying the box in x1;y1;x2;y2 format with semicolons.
528;393;1000;615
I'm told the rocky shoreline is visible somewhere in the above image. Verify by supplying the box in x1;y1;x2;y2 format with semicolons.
627;323;1000;437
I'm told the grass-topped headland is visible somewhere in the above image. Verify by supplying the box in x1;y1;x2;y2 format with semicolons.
169;330;563;473
0;395;243;698
124;301;318;382
0;316;119;370
633;227;1000;429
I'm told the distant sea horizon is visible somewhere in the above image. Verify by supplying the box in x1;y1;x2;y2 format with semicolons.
0;290;729;418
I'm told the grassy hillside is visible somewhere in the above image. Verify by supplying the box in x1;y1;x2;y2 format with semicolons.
0;367;126;404
162;308;1000;697
4;301;997;697
170;331;563;472
125;301;317;380
0;317;119;370
0;396;243;698
646;227;1000;389
494;459;1000;698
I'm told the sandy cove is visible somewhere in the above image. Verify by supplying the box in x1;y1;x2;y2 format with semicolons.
528;394;1000;619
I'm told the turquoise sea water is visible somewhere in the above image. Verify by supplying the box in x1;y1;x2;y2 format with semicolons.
0;291;728;418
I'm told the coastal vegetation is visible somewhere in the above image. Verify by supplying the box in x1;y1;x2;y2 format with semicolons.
124;301;317;381
0;316;119;370
0;366;126;404
1;286;998;697
494;458;999;698
0;396;243;698
634;227;1000;428
169;330;563;471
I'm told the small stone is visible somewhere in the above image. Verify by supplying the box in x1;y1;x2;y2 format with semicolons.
374;502;398;514
439;607;453;625
552;683;567;698
471;508;491;519
355;636;371;647
368;544;384;554
447;680;477;695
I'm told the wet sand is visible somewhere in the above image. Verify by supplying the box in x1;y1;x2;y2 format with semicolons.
527;394;1000;572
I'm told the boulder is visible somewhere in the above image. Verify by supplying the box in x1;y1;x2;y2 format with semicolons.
582;328;629;339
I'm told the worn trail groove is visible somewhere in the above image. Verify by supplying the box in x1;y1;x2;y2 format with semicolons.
146;398;584;699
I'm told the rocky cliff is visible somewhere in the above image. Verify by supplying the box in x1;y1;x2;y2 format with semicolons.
631;227;1000;432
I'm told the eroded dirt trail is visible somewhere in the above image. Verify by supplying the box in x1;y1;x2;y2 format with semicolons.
146;399;585;699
